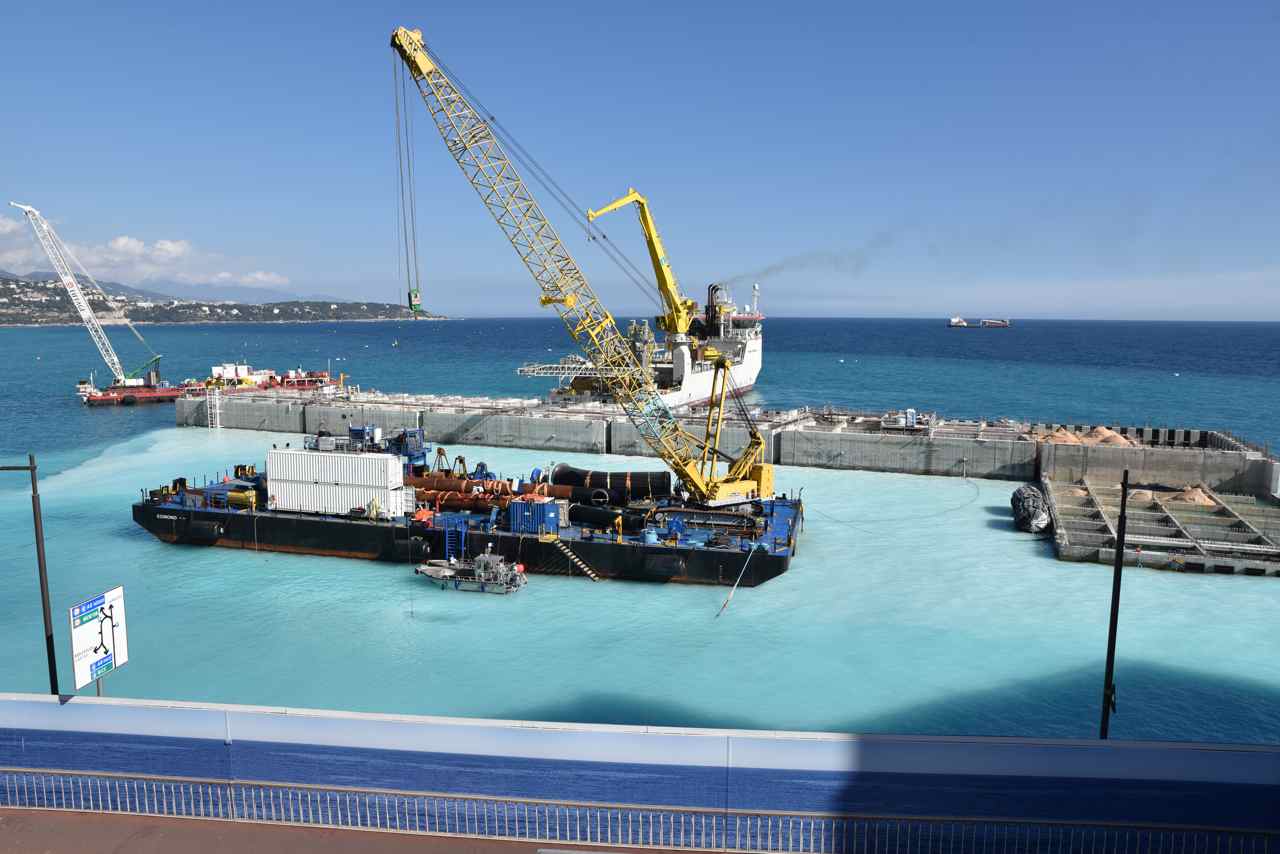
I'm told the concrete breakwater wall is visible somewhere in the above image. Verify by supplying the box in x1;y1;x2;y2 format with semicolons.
176;396;1279;494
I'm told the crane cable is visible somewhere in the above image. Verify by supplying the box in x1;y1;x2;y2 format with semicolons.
58;232;159;362
392;56;423;308
417;48;662;312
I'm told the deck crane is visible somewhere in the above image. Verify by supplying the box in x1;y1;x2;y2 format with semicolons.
586;189;698;337
10;202;162;390
390;26;772;505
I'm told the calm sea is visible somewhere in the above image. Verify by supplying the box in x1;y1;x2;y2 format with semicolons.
0;318;1277;743
2;317;1278;468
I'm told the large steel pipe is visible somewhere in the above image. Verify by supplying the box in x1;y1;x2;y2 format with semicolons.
519;482;613;505
414;490;513;511
567;503;648;533
550;463;672;498
407;475;514;495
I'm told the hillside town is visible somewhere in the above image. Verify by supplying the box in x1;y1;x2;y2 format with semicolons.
0;273;435;325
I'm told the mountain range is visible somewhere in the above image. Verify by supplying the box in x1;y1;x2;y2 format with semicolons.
0;270;345;304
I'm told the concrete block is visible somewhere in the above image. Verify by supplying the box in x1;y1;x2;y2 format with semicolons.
219;398;307;433
422;411;607;454
776;431;1036;479
175;396;206;427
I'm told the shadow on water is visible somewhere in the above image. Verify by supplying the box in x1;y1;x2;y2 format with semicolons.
982;504;1010;517
501;660;1280;744
501;662;1280;826
984;518;1017;531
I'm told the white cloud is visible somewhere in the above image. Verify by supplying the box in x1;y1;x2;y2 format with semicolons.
240;270;289;286
0;222;290;291
107;235;146;256
152;239;190;261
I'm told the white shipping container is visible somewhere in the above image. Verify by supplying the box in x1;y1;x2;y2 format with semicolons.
269;480;409;519
267;449;402;489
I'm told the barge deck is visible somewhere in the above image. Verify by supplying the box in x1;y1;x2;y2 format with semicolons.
132;495;802;587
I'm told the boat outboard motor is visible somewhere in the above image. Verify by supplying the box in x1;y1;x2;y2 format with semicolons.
1010;484;1051;533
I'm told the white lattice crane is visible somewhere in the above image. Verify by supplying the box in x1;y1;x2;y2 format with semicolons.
10;202;160;387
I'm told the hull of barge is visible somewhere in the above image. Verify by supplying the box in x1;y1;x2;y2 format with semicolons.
132;502;794;587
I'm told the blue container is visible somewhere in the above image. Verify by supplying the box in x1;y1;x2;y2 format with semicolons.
508;501;559;534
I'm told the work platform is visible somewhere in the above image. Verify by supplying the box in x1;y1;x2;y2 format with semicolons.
1045;478;1280;576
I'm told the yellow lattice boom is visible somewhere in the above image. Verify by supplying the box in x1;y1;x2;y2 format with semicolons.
390;27;770;503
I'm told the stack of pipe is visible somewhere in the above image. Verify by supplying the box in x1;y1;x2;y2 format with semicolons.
414;490;514;512
407;474;514;495
550;463;672;499
518;481;614;505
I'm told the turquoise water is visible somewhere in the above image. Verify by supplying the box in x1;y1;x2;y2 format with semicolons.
1;426;1277;742
1;319;1278;742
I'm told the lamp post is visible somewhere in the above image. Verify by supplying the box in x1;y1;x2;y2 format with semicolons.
1099;468;1129;739
1;455;59;695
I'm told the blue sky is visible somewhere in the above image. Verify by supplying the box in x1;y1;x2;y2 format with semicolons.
1;1;1277;319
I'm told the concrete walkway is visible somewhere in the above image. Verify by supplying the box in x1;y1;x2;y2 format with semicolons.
0;809;664;854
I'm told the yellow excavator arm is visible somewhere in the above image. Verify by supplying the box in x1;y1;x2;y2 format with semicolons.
587;189;699;336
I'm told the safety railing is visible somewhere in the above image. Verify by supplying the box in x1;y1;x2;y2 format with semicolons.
2;768;1274;853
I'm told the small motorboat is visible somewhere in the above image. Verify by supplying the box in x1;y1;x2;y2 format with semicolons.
414;545;527;594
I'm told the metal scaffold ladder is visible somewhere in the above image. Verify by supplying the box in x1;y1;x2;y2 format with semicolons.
552;539;602;582
206;387;222;429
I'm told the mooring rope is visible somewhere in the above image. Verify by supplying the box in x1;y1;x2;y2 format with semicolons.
715;547;756;618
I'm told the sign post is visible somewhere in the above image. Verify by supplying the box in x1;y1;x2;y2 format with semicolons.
69;586;129;694
0;455;58;695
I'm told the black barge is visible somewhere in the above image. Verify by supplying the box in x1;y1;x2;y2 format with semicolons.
133;485;802;587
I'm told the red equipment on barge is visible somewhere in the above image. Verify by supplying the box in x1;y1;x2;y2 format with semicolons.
78;364;338;407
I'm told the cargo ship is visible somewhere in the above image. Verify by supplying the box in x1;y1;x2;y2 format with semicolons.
79;363;337;406
519;283;763;410
132;426;802;586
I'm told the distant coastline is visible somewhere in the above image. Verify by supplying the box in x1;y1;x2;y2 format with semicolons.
0;316;451;329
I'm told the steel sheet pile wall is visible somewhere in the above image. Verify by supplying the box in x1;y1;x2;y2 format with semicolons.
266;450;406;518
0;694;1276;844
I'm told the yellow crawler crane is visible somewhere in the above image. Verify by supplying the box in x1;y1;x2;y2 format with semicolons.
390;26;772;504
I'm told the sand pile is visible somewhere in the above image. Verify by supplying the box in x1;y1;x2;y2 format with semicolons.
1169;485;1216;507
1066;487;1089;497
1081;426;1134;447
1046;427;1082;445
1128;489;1155;503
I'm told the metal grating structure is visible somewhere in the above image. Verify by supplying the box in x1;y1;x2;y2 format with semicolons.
3;768;1274;853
